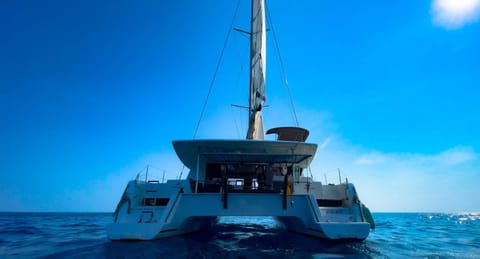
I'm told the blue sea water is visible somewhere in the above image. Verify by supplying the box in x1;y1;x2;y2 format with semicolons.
0;212;479;258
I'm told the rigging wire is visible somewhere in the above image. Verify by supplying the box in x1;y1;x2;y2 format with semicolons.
178;0;242;181
265;1;299;127
266;1;316;182
192;0;242;139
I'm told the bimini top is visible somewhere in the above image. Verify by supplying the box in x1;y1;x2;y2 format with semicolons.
266;127;310;142
172;139;318;170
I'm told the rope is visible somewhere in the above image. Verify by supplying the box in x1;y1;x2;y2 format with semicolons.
265;1;299;126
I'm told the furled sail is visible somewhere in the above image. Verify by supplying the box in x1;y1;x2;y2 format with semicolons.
246;0;266;140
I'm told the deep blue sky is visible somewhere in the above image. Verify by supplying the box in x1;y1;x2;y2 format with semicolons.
1;0;479;212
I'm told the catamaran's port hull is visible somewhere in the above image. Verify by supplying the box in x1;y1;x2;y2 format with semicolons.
107;193;370;241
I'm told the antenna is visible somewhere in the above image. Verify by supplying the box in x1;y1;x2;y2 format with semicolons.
145;165;149;182
338;168;341;184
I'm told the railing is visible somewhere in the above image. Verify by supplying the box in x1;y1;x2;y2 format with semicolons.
135;165;169;184
311;168;350;186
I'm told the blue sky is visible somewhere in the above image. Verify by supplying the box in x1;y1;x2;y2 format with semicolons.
1;0;479;212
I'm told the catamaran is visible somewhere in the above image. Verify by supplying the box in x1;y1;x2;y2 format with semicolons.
107;0;375;241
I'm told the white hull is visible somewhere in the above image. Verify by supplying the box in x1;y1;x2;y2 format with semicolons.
107;176;373;241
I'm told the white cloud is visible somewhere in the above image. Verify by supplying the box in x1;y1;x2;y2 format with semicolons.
355;152;388;165
353;146;476;167
311;141;480;213
431;0;480;29
437;146;477;165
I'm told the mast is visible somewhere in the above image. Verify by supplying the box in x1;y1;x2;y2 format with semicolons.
246;0;267;140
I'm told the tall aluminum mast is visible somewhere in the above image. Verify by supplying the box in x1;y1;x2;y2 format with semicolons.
246;0;267;140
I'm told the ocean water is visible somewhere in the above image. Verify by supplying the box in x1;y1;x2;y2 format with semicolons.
0;212;479;258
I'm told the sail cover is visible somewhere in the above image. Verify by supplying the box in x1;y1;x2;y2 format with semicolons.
247;0;266;140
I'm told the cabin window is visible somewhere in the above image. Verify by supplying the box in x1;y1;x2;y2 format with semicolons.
156;198;170;206
202;162;290;193
316;199;343;207
142;198;170;206
228;178;244;190
143;198;156;206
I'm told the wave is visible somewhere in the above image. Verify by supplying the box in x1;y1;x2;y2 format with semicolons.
1;212;479;258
